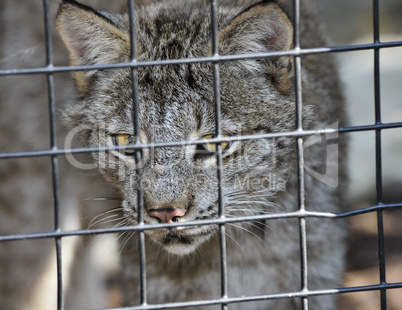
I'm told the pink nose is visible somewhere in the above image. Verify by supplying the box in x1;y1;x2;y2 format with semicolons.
148;208;186;223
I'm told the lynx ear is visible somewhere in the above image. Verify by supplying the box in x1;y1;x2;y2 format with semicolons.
56;0;129;94
219;1;294;94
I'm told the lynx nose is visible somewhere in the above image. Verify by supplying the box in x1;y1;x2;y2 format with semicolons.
148;208;186;223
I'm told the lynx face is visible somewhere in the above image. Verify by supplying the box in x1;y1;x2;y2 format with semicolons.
93;71;292;255
57;1;296;255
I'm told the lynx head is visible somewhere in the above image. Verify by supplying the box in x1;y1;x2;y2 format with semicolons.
57;0;295;255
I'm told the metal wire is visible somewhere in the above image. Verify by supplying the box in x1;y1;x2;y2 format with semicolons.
3;122;402;160
1;41;402;77
1;0;402;310
127;0;148;305
372;0;387;308
292;0;309;308
42;0;63;309
209;0;229;308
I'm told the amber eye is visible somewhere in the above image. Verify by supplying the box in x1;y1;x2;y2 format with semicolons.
202;133;231;153
113;134;136;155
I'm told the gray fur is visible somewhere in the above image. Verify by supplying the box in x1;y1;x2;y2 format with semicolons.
61;0;347;308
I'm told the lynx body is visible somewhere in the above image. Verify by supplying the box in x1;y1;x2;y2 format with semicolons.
0;0;347;309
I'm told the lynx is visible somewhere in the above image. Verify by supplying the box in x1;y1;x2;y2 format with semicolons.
0;0;347;309
56;0;348;308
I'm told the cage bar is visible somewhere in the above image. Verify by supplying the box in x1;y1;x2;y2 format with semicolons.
372;0;387;308
42;0;64;309
127;0;148;305
210;0;229;308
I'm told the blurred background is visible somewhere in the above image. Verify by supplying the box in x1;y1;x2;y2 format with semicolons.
311;0;402;309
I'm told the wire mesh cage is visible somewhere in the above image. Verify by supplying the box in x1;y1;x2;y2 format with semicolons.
0;0;402;309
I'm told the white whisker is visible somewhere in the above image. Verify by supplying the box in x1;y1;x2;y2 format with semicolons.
226;223;269;248
225;231;246;254
88;213;120;229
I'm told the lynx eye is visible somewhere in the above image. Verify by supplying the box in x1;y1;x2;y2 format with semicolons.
113;134;136;155
202;133;231;153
